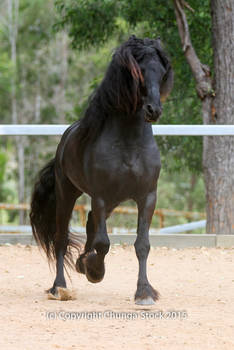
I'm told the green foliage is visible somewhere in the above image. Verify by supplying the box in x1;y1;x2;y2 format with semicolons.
0;150;15;204
0;52;12;121
157;169;205;213
0;153;7;184
19;0;55;50
55;0;212;174
157;90;203;173
65;39;117;122
55;0;119;49
0;0;210;224
0;53;12;91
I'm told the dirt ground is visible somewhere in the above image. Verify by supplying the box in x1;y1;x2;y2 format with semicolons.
0;243;234;350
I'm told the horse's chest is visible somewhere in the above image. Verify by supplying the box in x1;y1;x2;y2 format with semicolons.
92;145;159;181
121;150;141;171
83;142;160;200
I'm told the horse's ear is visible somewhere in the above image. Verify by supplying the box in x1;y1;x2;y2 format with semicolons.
153;39;173;101
160;56;174;102
156;36;161;44
129;34;136;40
160;66;174;103
154;40;170;70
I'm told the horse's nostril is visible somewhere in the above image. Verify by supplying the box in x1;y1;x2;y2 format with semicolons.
146;104;162;117
146;104;154;115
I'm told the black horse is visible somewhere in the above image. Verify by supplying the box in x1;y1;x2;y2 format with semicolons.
30;36;173;305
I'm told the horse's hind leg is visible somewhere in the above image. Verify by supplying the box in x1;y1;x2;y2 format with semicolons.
83;198;110;283
134;191;159;305
47;177;82;300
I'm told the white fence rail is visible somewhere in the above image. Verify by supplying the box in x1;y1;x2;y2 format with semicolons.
0;221;206;234
1;124;234;136
0;124;233;235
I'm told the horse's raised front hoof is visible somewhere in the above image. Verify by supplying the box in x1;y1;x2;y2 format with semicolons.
76;255;86;274
134;283;160;305
46;287;76;301
84;252;105;283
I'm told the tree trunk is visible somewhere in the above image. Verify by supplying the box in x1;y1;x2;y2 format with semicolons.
203;0;234;234
8;0;25;224
187;173;197;212
173;0;234;234
8;0;18;124
18;141;25;224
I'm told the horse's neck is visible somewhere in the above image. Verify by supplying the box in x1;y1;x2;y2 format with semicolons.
105;111;154;145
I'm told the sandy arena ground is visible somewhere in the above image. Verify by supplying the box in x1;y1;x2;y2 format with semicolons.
0;243;234;350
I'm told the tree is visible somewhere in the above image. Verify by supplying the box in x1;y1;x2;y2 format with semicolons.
55;0;210;175
0;52;12;119
206;1;234;233
0;0;69;222
0;0;26;223
0;0;116;225
173;0;234;234
55;0;234;234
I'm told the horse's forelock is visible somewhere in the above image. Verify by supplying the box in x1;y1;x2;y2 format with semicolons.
116;47;144;85
110;45;144;114
128;57;144;85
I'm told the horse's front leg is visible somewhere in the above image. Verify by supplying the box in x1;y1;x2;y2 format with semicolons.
76;211;96;274
135;191;159;305
83;198;110;283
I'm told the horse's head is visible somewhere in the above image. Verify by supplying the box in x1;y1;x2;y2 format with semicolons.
139;37;174;122
114;36;173;122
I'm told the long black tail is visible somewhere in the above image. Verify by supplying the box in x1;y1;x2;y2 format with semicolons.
30;158;82;267
30;158;57;261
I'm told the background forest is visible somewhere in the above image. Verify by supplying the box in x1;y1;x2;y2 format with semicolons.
0;0;211;229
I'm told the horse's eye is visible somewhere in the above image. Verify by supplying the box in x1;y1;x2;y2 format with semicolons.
162;70;169;82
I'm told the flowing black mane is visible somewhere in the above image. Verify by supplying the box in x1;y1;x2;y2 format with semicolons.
78;35;172;144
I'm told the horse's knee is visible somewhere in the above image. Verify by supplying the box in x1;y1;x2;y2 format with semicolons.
134;238;150;259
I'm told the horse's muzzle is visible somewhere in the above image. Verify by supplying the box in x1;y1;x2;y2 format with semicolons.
143;104;162;123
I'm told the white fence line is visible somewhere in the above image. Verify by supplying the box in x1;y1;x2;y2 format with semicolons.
0;221;206;234
0;123;233;235
0;124;234;136
159;220;206;234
